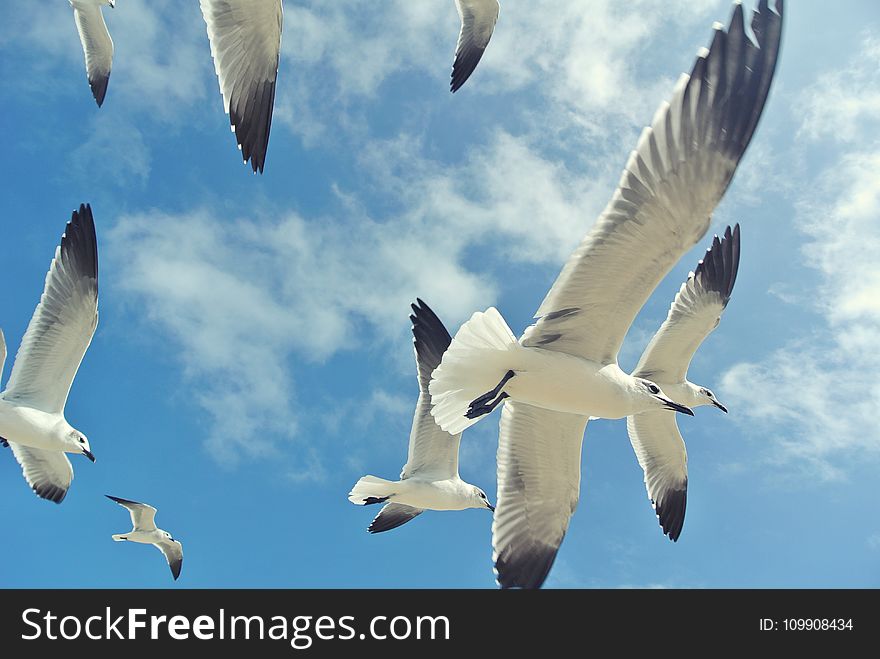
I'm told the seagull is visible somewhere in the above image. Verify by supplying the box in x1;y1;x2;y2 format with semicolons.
451;0;500;93
107;495;184;581
0;204;99;503
70;0;115;107
429;0;783;588
349;299;494;533
199;0;283;174
629;225;740;542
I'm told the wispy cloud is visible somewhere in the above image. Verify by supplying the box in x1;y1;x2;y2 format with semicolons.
722;36;880;479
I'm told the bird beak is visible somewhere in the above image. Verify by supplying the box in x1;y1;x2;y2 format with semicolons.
109;1;116;8
487;503;495;512
662;399;695;416
712;400;728;414
82;449;96;462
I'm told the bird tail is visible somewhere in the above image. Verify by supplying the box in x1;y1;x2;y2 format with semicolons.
112;534;128;542
429;307;520;435
348;475;397;506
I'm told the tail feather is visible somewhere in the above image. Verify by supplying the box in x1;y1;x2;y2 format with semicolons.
112;534;128;542
348;475;397;506
429;308;519;435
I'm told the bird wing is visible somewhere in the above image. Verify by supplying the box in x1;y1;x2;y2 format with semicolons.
520;2;781;365
106;495;158;532
626;411;688;541
156;539;184;581
199;0;283;173
400;299;462;481
7;443;74;504
451;0;500;92
633;225;740;383
492;401;588;589
2;205;99;414
71;1;113;107
367;503;425;534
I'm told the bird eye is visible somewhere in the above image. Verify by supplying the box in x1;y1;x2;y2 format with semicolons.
79;438;85;444
648;384;660;395
706;390;714;398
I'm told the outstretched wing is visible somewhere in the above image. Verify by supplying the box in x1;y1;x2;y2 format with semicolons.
72;1;113;106
368;503;425;534
451;0;500;92
400;299;462;481
633;225;740;383
626;411;688;541
156;539;184;581
492;401;588;589
8;443;73;504
3;205;99;414
200;0;283;173
106;495;158;532
520;2;781;366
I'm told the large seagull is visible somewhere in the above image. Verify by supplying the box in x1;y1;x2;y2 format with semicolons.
429;1;783;588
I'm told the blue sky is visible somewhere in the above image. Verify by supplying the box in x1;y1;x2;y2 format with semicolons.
1;0;879;588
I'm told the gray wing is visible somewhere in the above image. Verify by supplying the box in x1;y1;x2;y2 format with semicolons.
493;401;588;589
451;0;500;92
633;225;741;383
2;205;98;414
72;1;113;107
626;411;688;541
520;2;781;365
106;495;158;532
156;539;183;581
368;503;425;534
200;0;283;173
400;299;462;481
8;443;73;504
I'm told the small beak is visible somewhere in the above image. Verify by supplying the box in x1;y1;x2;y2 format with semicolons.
82;449;96;463
662;399;695;416
712;400;729;414
487;503;495;512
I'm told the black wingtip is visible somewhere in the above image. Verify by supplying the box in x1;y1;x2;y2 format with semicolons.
693;224;741;305
654;486;688;542
410;299;453;375
106;494;142;506
35;484;68;504
90;74;109;107
494;544;561;590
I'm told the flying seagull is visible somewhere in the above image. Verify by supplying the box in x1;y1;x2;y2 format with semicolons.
629;225;740;542
430;0;783;588
199;0;283;174
451;0;500;92
0;204;99;503
70;0;115;107
349;299;494;533
107;495;183;581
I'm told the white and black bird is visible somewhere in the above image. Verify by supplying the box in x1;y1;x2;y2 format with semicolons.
429;1;783;588
0;204;99;503
451;0;500;93
628;225;739;541
199;0;283;173
107;495;183;581
349;299;494;533
70;0;115;107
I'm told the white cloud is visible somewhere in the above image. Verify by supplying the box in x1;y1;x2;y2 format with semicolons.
798;35;880;144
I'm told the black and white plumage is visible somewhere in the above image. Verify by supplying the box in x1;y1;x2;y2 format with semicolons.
484;1;782;588
349;299;493;532
0;204;99;503
200;0;283;174
451;0;500;93
629;225;741;541
107;495;184;581
70;0;115;107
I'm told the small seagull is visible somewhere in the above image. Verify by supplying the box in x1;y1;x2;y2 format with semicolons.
348;299;494;533
0;204;99;503
429;1;782;588
69;0;116;107
450;0;500;93
107;495;184;581
628;225;740;542
199;0;283;173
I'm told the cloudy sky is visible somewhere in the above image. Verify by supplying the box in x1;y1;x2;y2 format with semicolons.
1;0;878;588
